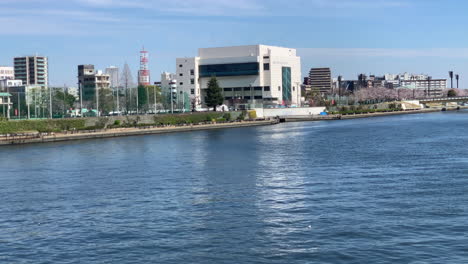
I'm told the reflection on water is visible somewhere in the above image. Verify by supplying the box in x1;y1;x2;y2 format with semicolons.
1;111;468;263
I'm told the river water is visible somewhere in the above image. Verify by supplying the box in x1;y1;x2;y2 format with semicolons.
1;111;468;263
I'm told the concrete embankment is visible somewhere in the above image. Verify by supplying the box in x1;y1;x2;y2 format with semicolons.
283;108;460;122
0;120;277;146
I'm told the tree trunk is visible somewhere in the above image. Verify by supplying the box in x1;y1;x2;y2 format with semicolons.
213;106;216;112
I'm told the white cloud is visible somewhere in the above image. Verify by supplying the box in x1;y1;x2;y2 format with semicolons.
298;48;468;58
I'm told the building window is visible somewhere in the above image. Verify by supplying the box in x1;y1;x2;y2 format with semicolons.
244;96;251;100
224;88;233;91
233;88;242;91
190;79;195;85
190;69;194;75
264;86;271;91
244;87;251;91
191;89;195;95
225;97;233;100
254;95;263;99
263;63;270;71
263;56;270;59
180;82;183;85
179;64;183;67
179;73;183;76
278;86;281;91
254;86;262;91
293;86;295;91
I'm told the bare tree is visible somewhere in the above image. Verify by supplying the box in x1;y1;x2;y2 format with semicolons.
120;63;135;113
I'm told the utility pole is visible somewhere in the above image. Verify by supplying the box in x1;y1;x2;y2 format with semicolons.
154;85;157;114
449;71;454;89
79;81;83;117
456;74;460;89
96;86;99;117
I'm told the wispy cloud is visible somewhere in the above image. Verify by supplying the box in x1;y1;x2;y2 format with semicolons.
299;48;468;58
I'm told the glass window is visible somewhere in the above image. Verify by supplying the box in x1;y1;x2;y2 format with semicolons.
244;96;251;100
233;88;242;91
263;63;270;71
199;62;259;77
264;86;271;91
190;79;195;85
179;64;183;67
180;82;183;85
278;86;281;91
254;87;262;91
244;87;251;91
179;73;183;76
191;89;194;95
190;69;194;75
254;95;263;99
263;56;270;59
224;88;233;91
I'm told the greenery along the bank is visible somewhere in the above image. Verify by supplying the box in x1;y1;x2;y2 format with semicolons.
0;119;86;134
0;112;241;134
329;108;404;115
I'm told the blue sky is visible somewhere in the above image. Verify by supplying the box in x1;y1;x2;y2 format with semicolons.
1;0;468;87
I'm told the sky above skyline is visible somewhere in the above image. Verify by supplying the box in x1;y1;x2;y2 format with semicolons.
1;0;468;87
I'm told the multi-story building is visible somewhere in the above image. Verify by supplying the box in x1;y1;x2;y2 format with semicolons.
0;79;23;90
105;66;119;89
176;44;302;108
78;65;110;102
400;79;446;97
0;66;14;80
160;72;176;91
308;68;332;94
14;56;48;87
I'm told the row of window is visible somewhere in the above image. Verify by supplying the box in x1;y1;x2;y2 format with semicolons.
223;86;270;92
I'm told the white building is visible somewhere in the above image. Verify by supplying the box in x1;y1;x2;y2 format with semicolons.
0;66;14;80
176;45;302;108
105;66;119;89
0;79;23;90
160;72;176;91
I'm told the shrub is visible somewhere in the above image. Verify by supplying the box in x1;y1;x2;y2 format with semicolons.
248;110;257;119
114;120;121;126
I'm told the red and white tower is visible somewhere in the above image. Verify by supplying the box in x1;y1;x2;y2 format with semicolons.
138;47;150;86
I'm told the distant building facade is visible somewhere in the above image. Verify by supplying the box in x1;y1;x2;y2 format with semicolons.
308;68;332;94
176;44;301;108
0;66;14;80
105;66;119;89
0;79;23;90
78;65;110;102
14;56;48;87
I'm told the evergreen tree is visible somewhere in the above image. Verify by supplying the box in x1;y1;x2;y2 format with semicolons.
205;77;224;111
448;89;457;97
137;85;148;111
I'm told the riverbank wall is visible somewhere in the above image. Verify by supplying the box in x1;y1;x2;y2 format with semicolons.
0;120;277;146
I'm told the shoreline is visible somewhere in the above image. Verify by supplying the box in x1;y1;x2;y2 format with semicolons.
1;107;465;146
0;120;277;146
283;107;462;122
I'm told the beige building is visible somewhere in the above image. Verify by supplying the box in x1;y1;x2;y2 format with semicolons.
0;66;14;80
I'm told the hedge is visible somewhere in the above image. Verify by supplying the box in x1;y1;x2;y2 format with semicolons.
153;113;228;126
0;119;86;134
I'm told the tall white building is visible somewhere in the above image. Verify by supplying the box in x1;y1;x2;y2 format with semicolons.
0;66;14;80
176;45;302;108
105;66;119;89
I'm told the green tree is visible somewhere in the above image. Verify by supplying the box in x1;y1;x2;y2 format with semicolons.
205;76;224;111
447;89;457;97
137;85;148;111
99;88;114;114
